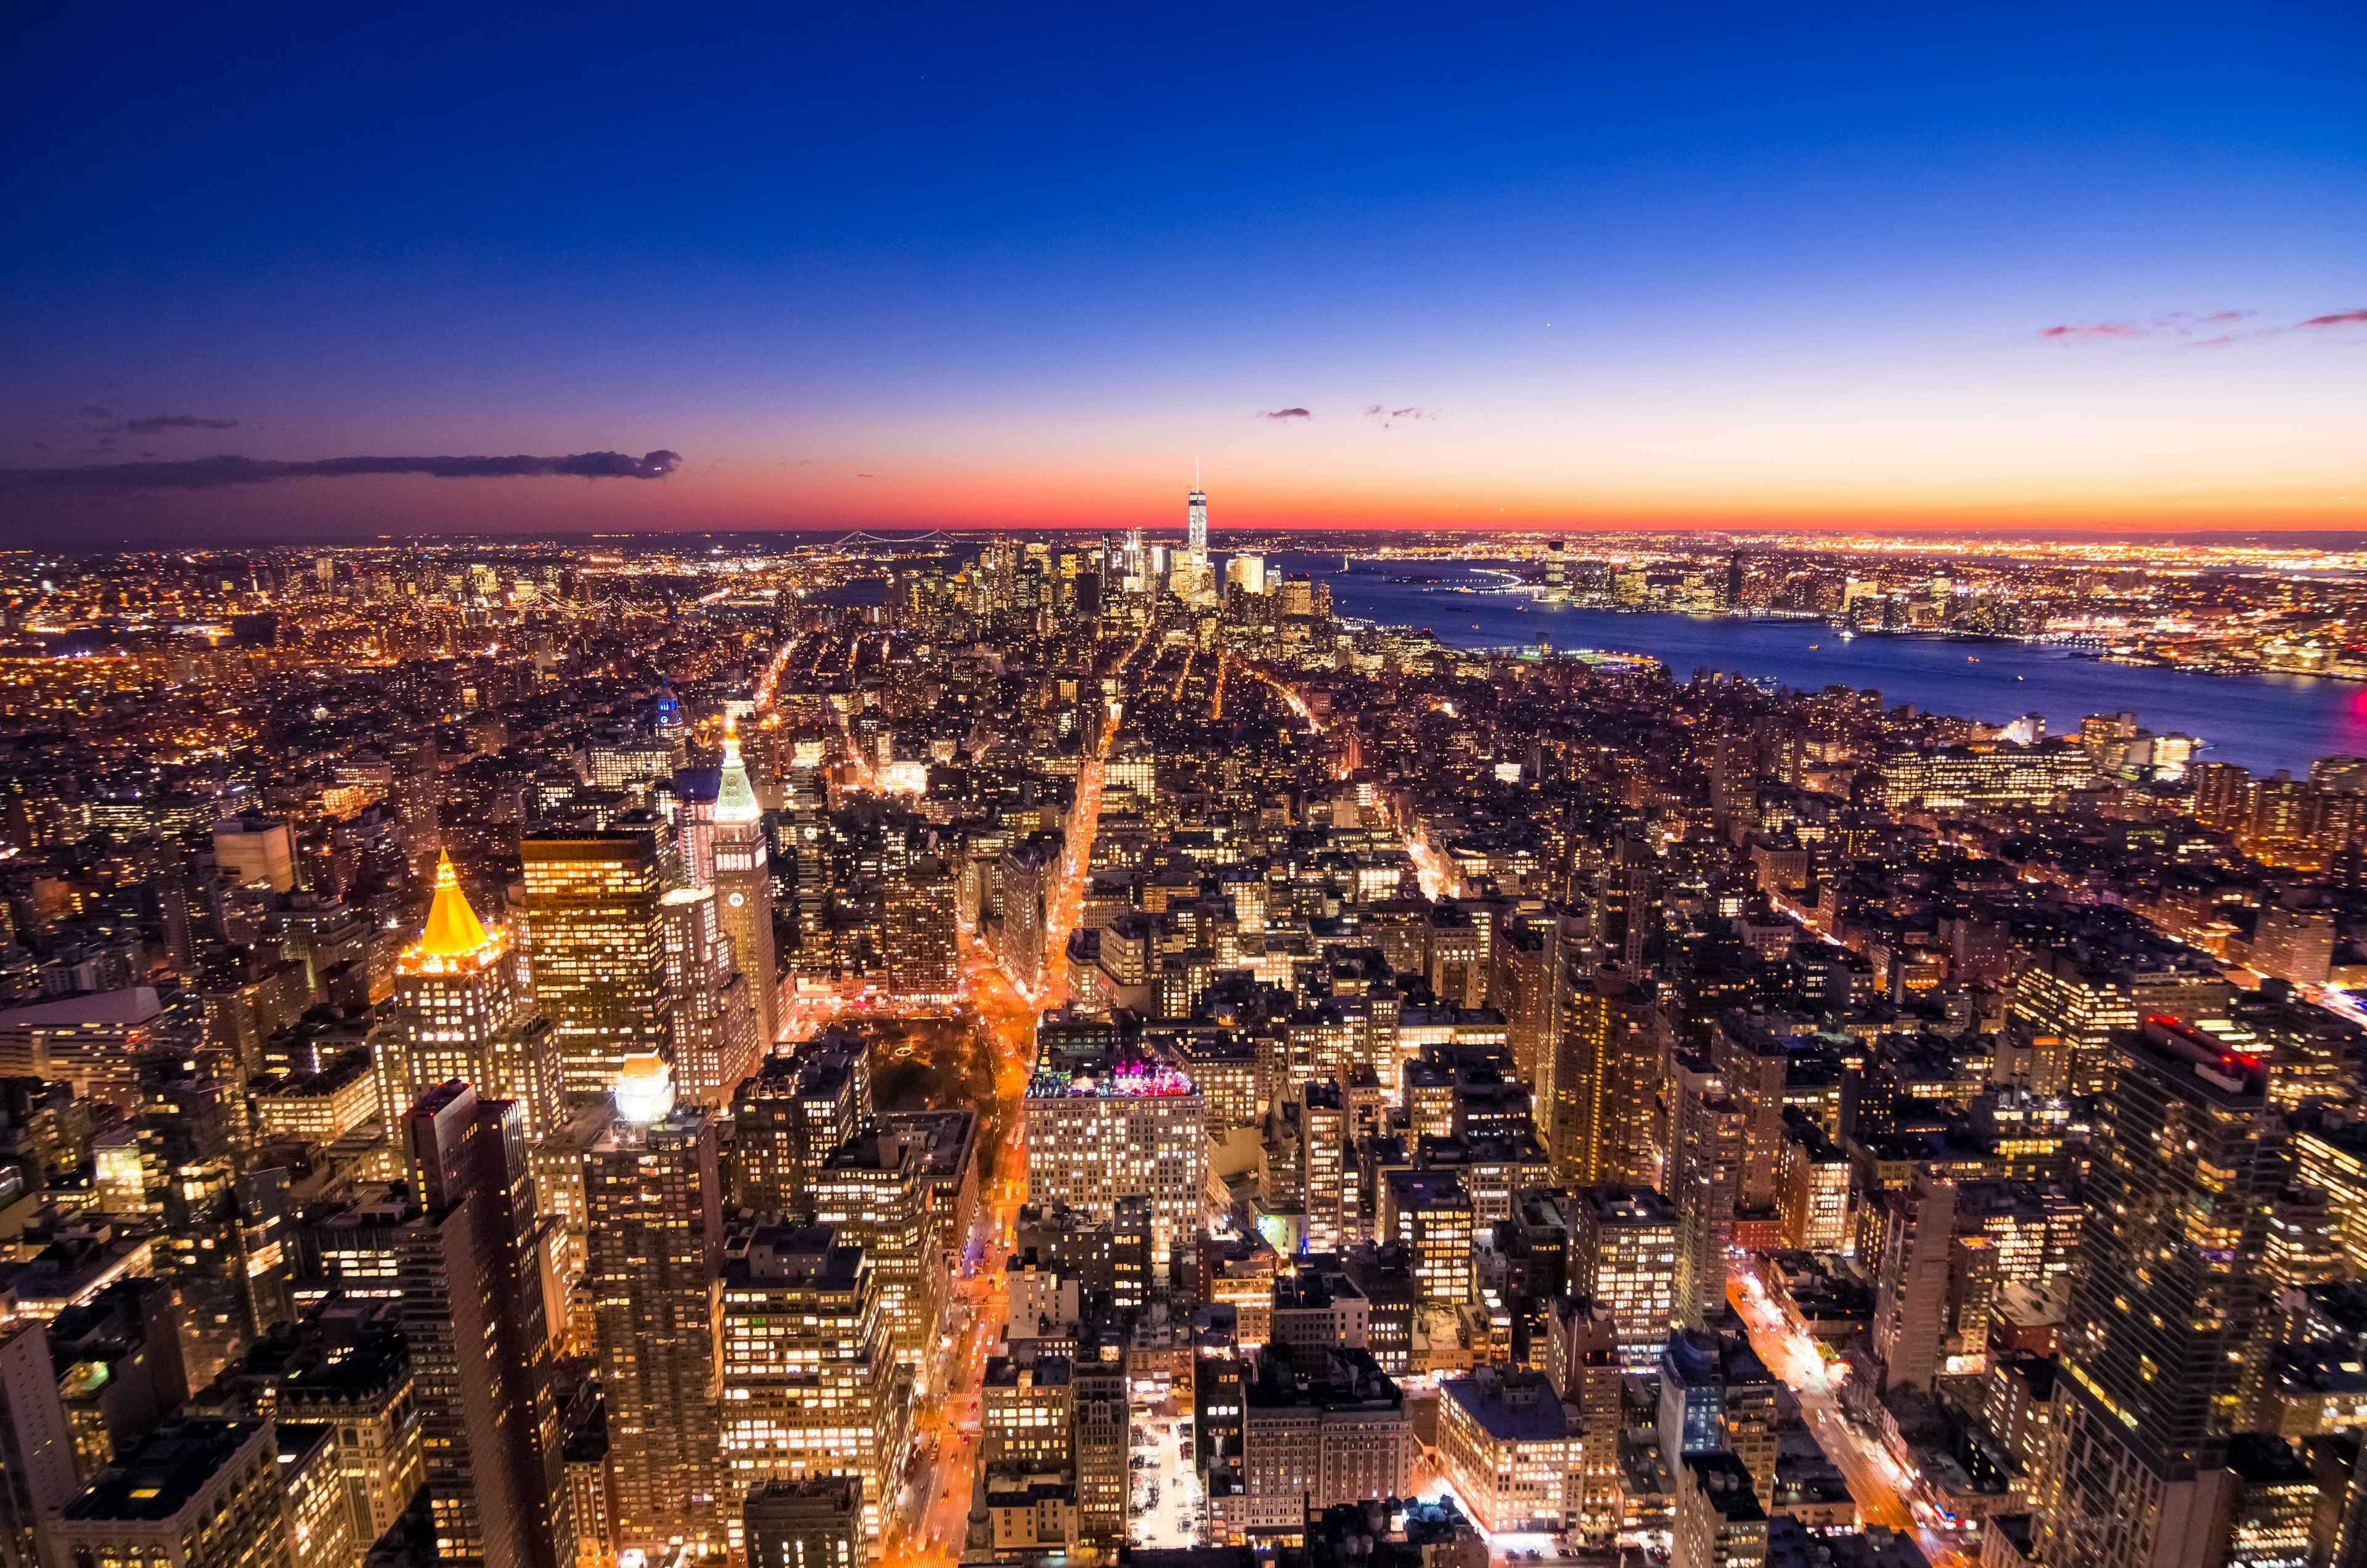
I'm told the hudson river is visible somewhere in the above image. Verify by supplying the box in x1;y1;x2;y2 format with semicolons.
1265;554;2367;776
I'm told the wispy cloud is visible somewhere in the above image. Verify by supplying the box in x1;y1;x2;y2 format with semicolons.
118;414;240;435
2038;322;2143;341
2039;306;2365;349
0;449;682;496
1256;407;1312;420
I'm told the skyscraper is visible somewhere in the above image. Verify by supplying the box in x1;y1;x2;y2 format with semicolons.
1667;1052;1744;1329
2035;1018;2283;1568
0;1320;78;1568
1573;1188;1679;1368
715;717;780;1046
807;1125;939;1374
586;1056;727;1554
883;855;958;1003
660;885;762;1108
1551;965;1662;1188
718;1223;905;1550
394;850;565;1138
398;1081;571;1568
520;830;674;1096
727;1034;872;1214
1187;463;1208;561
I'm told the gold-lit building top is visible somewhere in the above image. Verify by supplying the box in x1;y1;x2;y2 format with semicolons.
399;851;505;974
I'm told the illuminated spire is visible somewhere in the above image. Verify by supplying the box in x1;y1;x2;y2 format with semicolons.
1187;462;1208;561
415;850;493;958
716;713;761;825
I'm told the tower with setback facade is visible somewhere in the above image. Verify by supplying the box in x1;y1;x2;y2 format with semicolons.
393;851;564;1138
586;1055;727;1554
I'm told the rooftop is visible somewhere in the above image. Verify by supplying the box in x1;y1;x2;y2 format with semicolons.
61;1419;269;1523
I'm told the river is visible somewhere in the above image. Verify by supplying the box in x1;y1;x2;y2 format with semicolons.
1248;552;2367;776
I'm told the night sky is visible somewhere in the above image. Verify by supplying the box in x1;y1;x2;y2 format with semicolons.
4;1;2362;540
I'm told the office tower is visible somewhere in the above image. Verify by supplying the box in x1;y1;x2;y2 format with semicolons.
883;856;959;1003
47;1421;290;1568
1436;1368;1576;1534
715;718;780;1047
1302;1079;1349;1254
1673;1453;1768;1568
1381;1170;1474;1305
1492;921;1561;1105
1543;539;1567;595
807;1125;939;1374
398;1082;570;1568
1659;1325;1778;1511
1195;1335;1248;1477
1773;1119;1850;1252
562;1405;619;1568
278;1335;425;1546
531;1098;616;1355
1870;1174;1958;1392
1574;1188;1678;1368
394;850;565;1138
2223;1435;2319;1568
1593;840;1661;975
279;1423;356;1568
1071;1358;1128;1543
586;1058;726;1553
1668;1053;1744;1328
718;1223;904;1548
213;812;297;892
2035;1019;2283;1568
983;1356;1073;1468
0;1320;78;1568
1023;1049;1206;1295
1543;1298;1624;1542
2013;945;2232;1099
1714;1018;1780;1212
727;1035;872;1213
1187;465;1208;561
520;831;673;1096
137;1068;255;1385
743;1476;863;1568
660;886;762;1108
1237;1348;1411;1533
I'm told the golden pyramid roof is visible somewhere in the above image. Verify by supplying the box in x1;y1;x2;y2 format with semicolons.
414;851;494;959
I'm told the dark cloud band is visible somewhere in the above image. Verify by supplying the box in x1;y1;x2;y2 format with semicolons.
0;449;682;494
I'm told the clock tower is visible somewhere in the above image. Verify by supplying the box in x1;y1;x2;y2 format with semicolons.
714;717;779;1046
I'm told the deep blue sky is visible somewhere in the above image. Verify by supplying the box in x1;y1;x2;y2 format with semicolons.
3;1;2362;538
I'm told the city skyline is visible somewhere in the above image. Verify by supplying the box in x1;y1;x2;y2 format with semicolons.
3;2;2363;541
14;7;2367;1568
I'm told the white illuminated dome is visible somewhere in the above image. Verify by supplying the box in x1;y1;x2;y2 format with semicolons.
615;1052;677;1123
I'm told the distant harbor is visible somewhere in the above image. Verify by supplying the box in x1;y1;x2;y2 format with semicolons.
1265;552;2367;775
